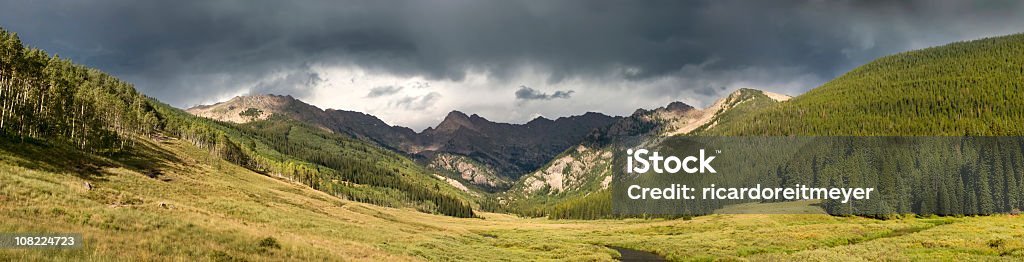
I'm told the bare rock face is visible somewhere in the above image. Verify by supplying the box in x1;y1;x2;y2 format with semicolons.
432;174;473;194
428;153;510;190
516;145;614;196
186;94;319;123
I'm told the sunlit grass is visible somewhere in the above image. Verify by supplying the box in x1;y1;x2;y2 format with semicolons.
1;139;1022;261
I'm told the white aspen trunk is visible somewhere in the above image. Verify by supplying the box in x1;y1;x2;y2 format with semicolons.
0;73;7;130
0;84;5;130
38;88;45;117
13;85;21;136
73;104;83;143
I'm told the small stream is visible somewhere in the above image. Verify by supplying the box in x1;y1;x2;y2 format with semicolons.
608;246;666;262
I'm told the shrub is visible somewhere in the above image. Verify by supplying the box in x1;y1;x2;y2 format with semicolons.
258;237;281;249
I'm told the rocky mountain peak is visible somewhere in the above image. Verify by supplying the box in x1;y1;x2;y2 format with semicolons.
186;93;315;123
526;116;554;125
665;101;694;112
434;110;477;132
446;110;469;119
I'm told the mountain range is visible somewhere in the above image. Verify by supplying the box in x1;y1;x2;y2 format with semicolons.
187;94;622;185
186;85;792;205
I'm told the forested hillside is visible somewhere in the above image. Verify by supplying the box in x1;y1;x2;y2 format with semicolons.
513;34;1024;220
232;116;476;216
0;28;475;218
0;29;159;152
706;33;1024;136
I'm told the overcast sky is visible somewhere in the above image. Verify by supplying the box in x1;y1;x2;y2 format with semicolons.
2;0;1022;130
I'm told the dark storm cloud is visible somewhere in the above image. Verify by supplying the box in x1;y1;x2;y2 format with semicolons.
367;86;404;98
694;85;727;97
250;66;324;98
0;0;1022;107
515;86;574;101
392;92;442;110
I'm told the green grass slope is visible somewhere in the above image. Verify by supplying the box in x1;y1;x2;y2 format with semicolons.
2;139;1022;260
707;33;1024;135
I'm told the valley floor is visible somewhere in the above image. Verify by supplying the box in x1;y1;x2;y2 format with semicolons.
1;139;1023;261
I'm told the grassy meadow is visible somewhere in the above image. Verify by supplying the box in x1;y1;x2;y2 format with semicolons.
2;138;1023;261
